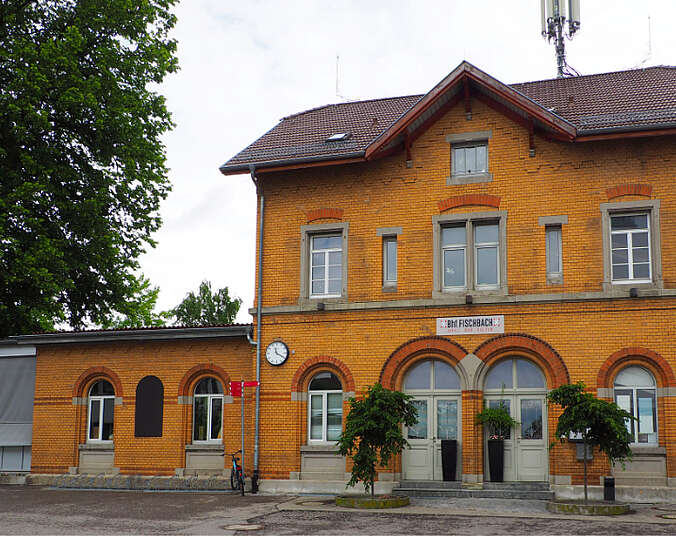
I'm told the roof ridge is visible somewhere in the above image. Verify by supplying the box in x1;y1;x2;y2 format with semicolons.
511;65;676;87
281;94;424;120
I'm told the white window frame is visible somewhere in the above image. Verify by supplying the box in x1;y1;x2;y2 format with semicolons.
441;224;467;290
446;131;493;185
613;367;658;445
473;222;500;289
609;212;652;284
307;390;343;443
87;382;115;443
310;234;342;298
383;236;397;286
452;142;488;176
193;382;224;444
300;222;349;303
600;200;662;292
433;211;507;297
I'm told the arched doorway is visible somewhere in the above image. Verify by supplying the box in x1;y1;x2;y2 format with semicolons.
483;357;547;481
402;359;461;481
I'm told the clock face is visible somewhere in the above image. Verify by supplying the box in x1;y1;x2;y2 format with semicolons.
265;341;289;366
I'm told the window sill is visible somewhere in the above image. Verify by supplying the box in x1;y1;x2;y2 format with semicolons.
446;172;492;185
301;444;340;453
432;287;507;299
603;280;663;292
546;274;563;285
298;296;347;306
382;283;397;293
186;443;223;451
80;442;114;451
630;445;665;455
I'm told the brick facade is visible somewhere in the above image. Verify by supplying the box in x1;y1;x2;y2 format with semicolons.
249;96;676;487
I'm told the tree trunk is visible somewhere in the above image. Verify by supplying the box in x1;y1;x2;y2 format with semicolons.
370;469;375;497
583;436;588;504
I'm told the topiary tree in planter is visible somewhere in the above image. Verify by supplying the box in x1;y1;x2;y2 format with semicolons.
547;382;634;503
337;383;418;497
476;401;519;482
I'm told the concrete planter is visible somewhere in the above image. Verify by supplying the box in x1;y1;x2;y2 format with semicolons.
546;500;630;516
336;495;410;509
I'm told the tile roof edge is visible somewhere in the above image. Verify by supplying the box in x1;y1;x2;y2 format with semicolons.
510;64;676;87
280;94;424;120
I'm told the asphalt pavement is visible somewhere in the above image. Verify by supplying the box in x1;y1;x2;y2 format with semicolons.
1;485;675;535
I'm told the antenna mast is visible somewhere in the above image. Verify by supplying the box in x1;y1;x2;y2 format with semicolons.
541;0;581;78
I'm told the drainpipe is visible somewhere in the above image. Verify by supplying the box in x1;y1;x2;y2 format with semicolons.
251;164;263;493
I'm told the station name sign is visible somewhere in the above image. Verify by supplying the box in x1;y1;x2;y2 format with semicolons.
436;315;505;335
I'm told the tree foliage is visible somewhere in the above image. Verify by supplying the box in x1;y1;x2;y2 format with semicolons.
547;382;633;502
0;1;178;337
167;280;242;327
99;275;168;329
337;383;418;497
476;401;519;440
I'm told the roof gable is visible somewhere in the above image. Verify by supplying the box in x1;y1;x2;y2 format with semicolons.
220;63;676;175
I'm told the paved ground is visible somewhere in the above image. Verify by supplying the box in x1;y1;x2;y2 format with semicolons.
1;485;676;535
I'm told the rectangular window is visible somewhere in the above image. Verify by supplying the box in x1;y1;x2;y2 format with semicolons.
610;213;651;282
383;236;397;285
452;143;488;176
309;392;343;442
300;222;348;302
440;220;500;291
310;234;342;297
545;225;562;282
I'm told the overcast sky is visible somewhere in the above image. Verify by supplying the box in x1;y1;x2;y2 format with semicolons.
141;0;675;323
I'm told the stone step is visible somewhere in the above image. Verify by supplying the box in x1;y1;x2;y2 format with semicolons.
398;480;462;490
393;487;554;500
483;481;551;491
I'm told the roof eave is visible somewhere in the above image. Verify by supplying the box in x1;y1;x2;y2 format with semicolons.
219;151;366;176
574;123;676;141
9;325;253;345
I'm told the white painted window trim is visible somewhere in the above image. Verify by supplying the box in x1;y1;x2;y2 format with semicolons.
433;211;507;297
307;389;343;444
310;235;343;298
613;366;658;445
600;200;662;292
87;387;115;443
609;212;652;284
193;391;224;444
299;222;349;304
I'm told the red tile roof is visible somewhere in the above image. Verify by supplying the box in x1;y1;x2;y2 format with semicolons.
221;65;676;174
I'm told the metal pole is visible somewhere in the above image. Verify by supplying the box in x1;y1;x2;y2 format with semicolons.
252;179;264;493
241;379;245;478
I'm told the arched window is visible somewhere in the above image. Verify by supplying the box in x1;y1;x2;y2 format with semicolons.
193;378;224;442
308;372;342;442
614;366;657;444
404;360;461;391
88;380;115;442
135;376;164;438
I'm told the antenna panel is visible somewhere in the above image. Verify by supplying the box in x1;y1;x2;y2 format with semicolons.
540;0;547;34
568;0;580;24
545;0;555;19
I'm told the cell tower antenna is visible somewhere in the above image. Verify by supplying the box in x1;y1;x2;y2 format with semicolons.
541;0;581;78
336;55;345;100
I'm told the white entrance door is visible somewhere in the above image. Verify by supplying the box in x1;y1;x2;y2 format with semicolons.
403;397;460;480
516;396;546;481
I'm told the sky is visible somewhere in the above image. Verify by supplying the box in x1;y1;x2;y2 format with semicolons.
141;0;676;323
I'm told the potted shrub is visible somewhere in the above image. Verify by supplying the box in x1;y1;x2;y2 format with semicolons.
476;402;518;482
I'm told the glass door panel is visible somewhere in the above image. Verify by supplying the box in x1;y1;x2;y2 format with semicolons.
520;399;542;440
436;400;458;440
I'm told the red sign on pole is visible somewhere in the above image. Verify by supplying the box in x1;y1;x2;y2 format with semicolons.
229;381;242;397
229;381;259;397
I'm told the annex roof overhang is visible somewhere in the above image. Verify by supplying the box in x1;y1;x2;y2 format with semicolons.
9;324;253;345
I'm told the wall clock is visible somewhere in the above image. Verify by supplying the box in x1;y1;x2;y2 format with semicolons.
265;340;289;366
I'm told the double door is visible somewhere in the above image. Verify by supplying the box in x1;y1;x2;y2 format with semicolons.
403;397;460;481
484;395;546;481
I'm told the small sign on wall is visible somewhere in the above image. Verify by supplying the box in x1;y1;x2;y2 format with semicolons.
436;315;505;335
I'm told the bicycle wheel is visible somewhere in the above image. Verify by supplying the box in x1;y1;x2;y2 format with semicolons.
230;469;238;491
238;470;245;496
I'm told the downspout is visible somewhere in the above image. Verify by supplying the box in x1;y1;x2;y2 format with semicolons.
251;164;263;493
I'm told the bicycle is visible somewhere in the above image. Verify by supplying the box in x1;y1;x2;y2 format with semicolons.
227;450;245;495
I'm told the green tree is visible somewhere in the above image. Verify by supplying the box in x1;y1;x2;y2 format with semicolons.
99;275;168;329
168;280;242;327
338;383;418;497
0;1;178;337
547;382;633;503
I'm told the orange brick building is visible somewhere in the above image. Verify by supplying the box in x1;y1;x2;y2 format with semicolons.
217;62;676;497
11;62;676;500
17;326;255;480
